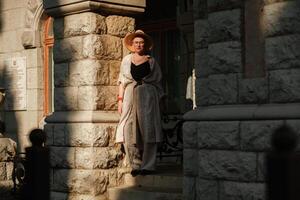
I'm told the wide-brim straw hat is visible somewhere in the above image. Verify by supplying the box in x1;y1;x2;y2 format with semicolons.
124;30;153;52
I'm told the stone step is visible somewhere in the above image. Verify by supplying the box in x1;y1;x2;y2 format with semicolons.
107;185;182;200
124;164;182;189
124;173;182;189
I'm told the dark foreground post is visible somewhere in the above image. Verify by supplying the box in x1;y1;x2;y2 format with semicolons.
21;129;50;200
267;125;300;200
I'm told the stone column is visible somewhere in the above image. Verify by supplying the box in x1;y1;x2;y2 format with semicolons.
43;1;145;199
184;0;300;199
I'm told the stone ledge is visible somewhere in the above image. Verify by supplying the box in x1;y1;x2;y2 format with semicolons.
44;0;145;17
184;103;300;121
45;111;119;123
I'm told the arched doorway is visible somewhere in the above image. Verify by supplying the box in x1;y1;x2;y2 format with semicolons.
136;0;194;165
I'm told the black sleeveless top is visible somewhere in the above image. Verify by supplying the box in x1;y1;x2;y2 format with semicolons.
131;61;151;82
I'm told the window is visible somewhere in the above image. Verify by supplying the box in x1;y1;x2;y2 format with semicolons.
43;17;54;116
137;1;185;114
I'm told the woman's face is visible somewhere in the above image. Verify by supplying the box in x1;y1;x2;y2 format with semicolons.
132;37;145;54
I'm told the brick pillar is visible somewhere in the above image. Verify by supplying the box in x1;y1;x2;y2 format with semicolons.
43;8;138;200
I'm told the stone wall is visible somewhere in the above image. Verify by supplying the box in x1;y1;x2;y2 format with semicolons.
183;0;300;199
0;0;45;150
45;12;134;200
0;0;44;198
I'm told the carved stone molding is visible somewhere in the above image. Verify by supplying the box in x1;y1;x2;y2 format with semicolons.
184;103;300;121
43;0;145;17
22;0;44;49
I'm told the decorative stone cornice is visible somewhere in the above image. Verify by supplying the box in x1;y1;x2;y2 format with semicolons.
45;111;120;123
184;103;300;121
43;0;145;17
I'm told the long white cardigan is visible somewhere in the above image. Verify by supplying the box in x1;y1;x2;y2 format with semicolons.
115;54;164;144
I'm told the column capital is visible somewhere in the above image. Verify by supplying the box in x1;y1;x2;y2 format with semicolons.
43;0;145;17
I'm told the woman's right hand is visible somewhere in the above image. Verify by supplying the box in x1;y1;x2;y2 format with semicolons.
118;100;122;114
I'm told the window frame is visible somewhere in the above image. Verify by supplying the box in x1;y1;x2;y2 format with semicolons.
43;17;54;116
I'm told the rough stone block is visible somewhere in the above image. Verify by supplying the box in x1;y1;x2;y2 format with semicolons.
197;121;239;149
183;149;198;176
195;48;209;78
183;122;198;149
6;162;13;181
183;177;196;200
107;169;121;187
208;41;242;74
50;146;75;168
83;35;122;61
44;124;54;146
195;19;208;49
208;9;241;43
93;148;121;169
264;2;300;37
208;0;243;12
52;169;108;195
107;60;121;86
54;63;69;87
0;162;6;180
75;147;123;169
240;121;283;151
219;181;265;200
198;150;256;181
270;69;300;103
197;179;218;200
106;16;135;37
286;120;300;150
62;12;106;38
54;36;83;63
257;153;266;182
54;87;78;111
238;77;268;104
266;34;300;70
78;86;98;110
0;138;16;162
53;124;66;146
75;147;94;169
69;60;109;87
196;74;238;106
96;86;118;110
65;123;111;147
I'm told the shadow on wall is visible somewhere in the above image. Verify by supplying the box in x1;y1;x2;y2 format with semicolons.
0;67;19;198
21;128;50;200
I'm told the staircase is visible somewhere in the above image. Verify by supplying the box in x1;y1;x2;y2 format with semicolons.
108;165;182;200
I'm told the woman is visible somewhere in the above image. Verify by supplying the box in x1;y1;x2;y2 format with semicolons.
115;30;164;176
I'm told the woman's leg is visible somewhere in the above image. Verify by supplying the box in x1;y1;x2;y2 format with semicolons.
140;142;157;171
124;117;142;170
